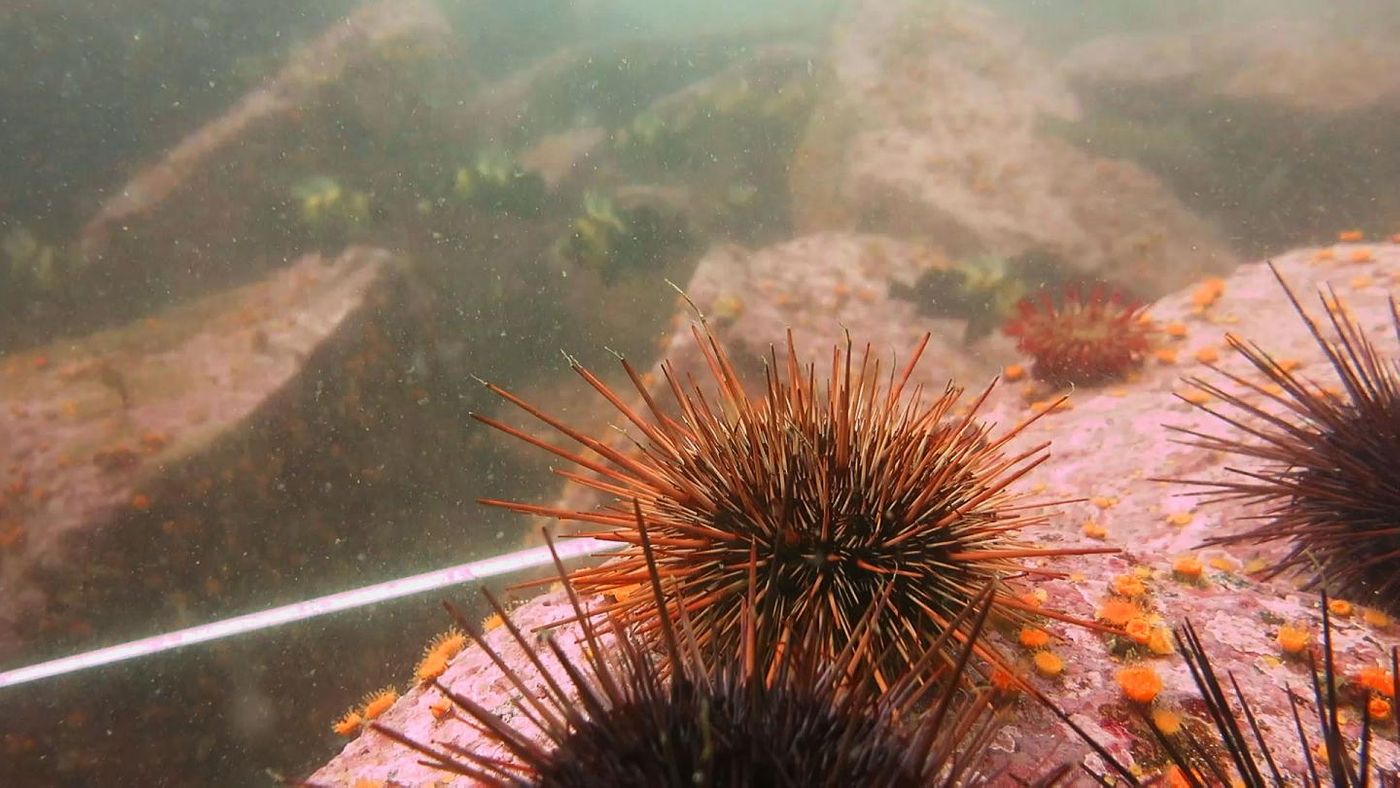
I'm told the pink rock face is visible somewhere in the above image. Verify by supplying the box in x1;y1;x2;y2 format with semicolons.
311;245;1399;784
0;247;393;663
680;232;1019;386
789;0;1239;298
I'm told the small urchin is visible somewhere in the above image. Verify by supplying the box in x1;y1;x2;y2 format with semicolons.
1003;284;1156;385
373;519;1131;787
1168;264;1400;615
473;322;1117;688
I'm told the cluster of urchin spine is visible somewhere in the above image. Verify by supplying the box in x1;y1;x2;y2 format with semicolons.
363;264;1399;785
376;518;1068;787
475;328;1118;690
1172;265;1400;616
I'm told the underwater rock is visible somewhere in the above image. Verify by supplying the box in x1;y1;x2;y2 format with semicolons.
77;0;449;261
1057;16;1400;254
970;243;1400;776
0;247;395;663
790;0;1239;299
676;232;1020;386
309;243;1399;783
1061;18;1400;115
518;127;610;191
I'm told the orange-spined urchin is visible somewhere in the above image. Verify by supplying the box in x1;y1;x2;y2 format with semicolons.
473;325;1118;687
1168;265;1400;615
1004;285;1155;385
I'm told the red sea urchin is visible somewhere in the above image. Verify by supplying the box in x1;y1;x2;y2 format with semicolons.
1004;285;1155;385
371;520;1132;787
1169;265;1400;615
473;324;1118;688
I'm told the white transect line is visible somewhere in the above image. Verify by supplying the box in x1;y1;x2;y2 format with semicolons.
0;537;620;690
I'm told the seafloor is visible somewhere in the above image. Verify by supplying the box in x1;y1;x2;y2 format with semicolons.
312;243;1400;784
3;0;1400;784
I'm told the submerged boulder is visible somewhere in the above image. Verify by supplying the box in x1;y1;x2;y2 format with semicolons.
789;0;1240;298
0;247;396;664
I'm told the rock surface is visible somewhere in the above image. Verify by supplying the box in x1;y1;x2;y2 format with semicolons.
77;0;450;261
789;0;1240;298
680;232;1020;386
309;243;1400;784
0;246;396;664
1054;14;1400;257
1061;19;1400;114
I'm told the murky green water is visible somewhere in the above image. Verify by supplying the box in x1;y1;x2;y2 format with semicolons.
2;0;1397;784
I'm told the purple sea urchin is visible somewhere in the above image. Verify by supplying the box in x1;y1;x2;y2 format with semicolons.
372;514;1130;787
473;326;1118;687
1169;264;1400;615
1147;594;1399;787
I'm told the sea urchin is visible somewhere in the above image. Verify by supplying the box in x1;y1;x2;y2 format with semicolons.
473;324;1117;688
1146;593;1399;786
1003;284;1155;385
371;519;1129;787
1169;264;1400;615
376;525;995;786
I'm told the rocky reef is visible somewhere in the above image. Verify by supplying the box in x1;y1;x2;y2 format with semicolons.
311;243;1400;784
5;0;1400;784
0;247;396;663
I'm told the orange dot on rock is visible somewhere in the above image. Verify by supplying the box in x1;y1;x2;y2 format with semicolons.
1191;278;1226;308
1111;574;1147;597
1277;624;1310;655
990;667;1019;692
332;710;362;737
1033;650;1064;677
1147;627;1175;656
1151;707;1183;735
1362;608;1392;629
1097;597;1139;627
1172;555;1203;578
1117;665;1163;703
427;629;467;660
1019;626;1052;649
1125;617;1153;645
415;651;449;685
1357;666;1395;698
1181;390;1212;405
361;688;399;720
